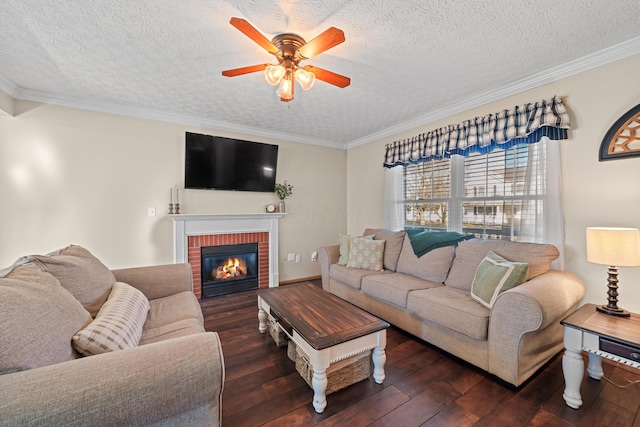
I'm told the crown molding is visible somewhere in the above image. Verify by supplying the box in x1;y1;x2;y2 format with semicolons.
4;36;639;151
10;87;344;149
346;36;640;150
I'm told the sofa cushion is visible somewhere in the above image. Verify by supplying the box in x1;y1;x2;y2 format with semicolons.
140;290;205;345
338;233;373;265
72;282;150;356
30;245;116;317
144;291;204;330
470;251;529;308
407;287;490;340
445;239;559;291
361;273;443;308
0;262;91;374
396;237;456;283
346;237;385;271
363;229;406;271
330;263;389;290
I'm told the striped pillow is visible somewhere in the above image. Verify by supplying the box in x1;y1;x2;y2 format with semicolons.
72;282;150;356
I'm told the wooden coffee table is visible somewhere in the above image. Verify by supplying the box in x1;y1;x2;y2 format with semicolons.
257;282;389;413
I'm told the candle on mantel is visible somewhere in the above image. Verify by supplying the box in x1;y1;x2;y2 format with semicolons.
170;187;173;204
175;185;179;204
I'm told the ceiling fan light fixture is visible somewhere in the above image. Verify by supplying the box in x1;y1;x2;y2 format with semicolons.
264;64;286;85
276;74;294;101
294;67;315;90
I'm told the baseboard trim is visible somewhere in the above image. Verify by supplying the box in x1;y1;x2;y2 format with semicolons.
279;275;321;285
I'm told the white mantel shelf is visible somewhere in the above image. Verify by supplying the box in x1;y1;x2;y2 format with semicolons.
170;213;285;287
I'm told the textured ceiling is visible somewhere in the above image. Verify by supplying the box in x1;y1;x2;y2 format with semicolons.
1;0;640;148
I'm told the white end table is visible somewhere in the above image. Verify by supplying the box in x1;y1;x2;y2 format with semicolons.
561;303;640;409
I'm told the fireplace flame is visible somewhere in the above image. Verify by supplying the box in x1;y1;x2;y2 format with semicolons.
214;257;248;280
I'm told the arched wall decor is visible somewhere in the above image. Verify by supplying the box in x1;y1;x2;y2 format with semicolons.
599;103;640;161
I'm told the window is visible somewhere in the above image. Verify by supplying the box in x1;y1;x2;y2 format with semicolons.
403;142;548;241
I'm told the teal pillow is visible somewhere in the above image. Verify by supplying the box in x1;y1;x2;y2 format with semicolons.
470;251;529;308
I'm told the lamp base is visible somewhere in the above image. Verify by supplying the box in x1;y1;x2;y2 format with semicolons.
596;304;630;317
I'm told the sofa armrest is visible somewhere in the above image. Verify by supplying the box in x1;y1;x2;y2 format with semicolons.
488;270;586;385
0;332;224;426
318;245;340;291
112;263;193;300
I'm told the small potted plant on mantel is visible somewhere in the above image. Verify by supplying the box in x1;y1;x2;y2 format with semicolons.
275;181;293;213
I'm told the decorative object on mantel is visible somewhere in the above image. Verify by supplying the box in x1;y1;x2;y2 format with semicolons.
266;203;277;213
599;103;640;161
586;227;640;317
275;181;294;213
169;185;181;214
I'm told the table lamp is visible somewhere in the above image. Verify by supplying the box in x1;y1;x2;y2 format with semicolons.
586;227;640;317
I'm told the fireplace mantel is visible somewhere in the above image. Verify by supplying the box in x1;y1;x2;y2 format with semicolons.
171;213;285;288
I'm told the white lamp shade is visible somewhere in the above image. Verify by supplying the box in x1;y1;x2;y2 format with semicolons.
586;227;640;266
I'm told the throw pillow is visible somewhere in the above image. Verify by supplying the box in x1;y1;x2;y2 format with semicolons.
470;251;529;308
363;229;406;271
0;262;91;374
30;245;116;317
346;237;385;271
338;233;373;265
72;282;150;356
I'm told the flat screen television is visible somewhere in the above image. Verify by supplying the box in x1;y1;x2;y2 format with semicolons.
185;132;279;192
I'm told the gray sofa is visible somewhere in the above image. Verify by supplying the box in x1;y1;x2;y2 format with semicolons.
0;245;224;426
319;229;586;386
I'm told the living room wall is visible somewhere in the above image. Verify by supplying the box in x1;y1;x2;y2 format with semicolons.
347;54;640;313
0;100;347;282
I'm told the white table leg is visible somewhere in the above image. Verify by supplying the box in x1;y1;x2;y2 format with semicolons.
258;306;268;333
310;351;330;413
562;326;584;409
312;366;328;413
586;352;603;380
372;346;386;384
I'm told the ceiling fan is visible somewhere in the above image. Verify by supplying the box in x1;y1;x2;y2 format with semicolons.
221;17;351;102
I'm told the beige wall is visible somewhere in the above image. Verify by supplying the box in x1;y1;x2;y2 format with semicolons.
347;54;640;313
0;100;347;281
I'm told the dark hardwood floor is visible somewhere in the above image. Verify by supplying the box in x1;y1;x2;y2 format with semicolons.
200;281;640;427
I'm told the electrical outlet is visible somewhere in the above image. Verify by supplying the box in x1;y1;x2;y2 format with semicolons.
148;207;156;217
287;253;295;261
312;251;318;262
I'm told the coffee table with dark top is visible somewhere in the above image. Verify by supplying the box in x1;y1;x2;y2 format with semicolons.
257;282;389;413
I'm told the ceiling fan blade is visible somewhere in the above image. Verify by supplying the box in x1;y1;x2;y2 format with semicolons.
229;17;279;55
298;27;345;59
303;66;350;88
222;64;269;77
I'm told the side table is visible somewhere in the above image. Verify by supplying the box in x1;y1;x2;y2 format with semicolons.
561;303;640;409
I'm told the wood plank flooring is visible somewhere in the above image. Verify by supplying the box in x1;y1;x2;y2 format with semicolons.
200;281;640;426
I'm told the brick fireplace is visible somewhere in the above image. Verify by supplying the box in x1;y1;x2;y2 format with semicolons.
188;232;268;298
171;213;284;298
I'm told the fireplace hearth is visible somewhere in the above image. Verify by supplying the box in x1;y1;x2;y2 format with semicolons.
201;243;259;298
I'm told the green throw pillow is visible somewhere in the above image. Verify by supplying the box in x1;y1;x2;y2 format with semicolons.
470;251;529;308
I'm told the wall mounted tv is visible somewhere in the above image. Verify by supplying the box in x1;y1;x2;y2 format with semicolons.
185;132;279;192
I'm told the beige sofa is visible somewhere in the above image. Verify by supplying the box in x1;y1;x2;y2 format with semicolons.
319;229;586;386
0;245;224;426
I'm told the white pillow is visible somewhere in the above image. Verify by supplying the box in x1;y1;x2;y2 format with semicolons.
338;233;373;265
72;282;150;356
346;237;385;271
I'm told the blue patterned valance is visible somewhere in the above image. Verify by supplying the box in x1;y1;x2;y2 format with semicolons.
383;96;570;168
